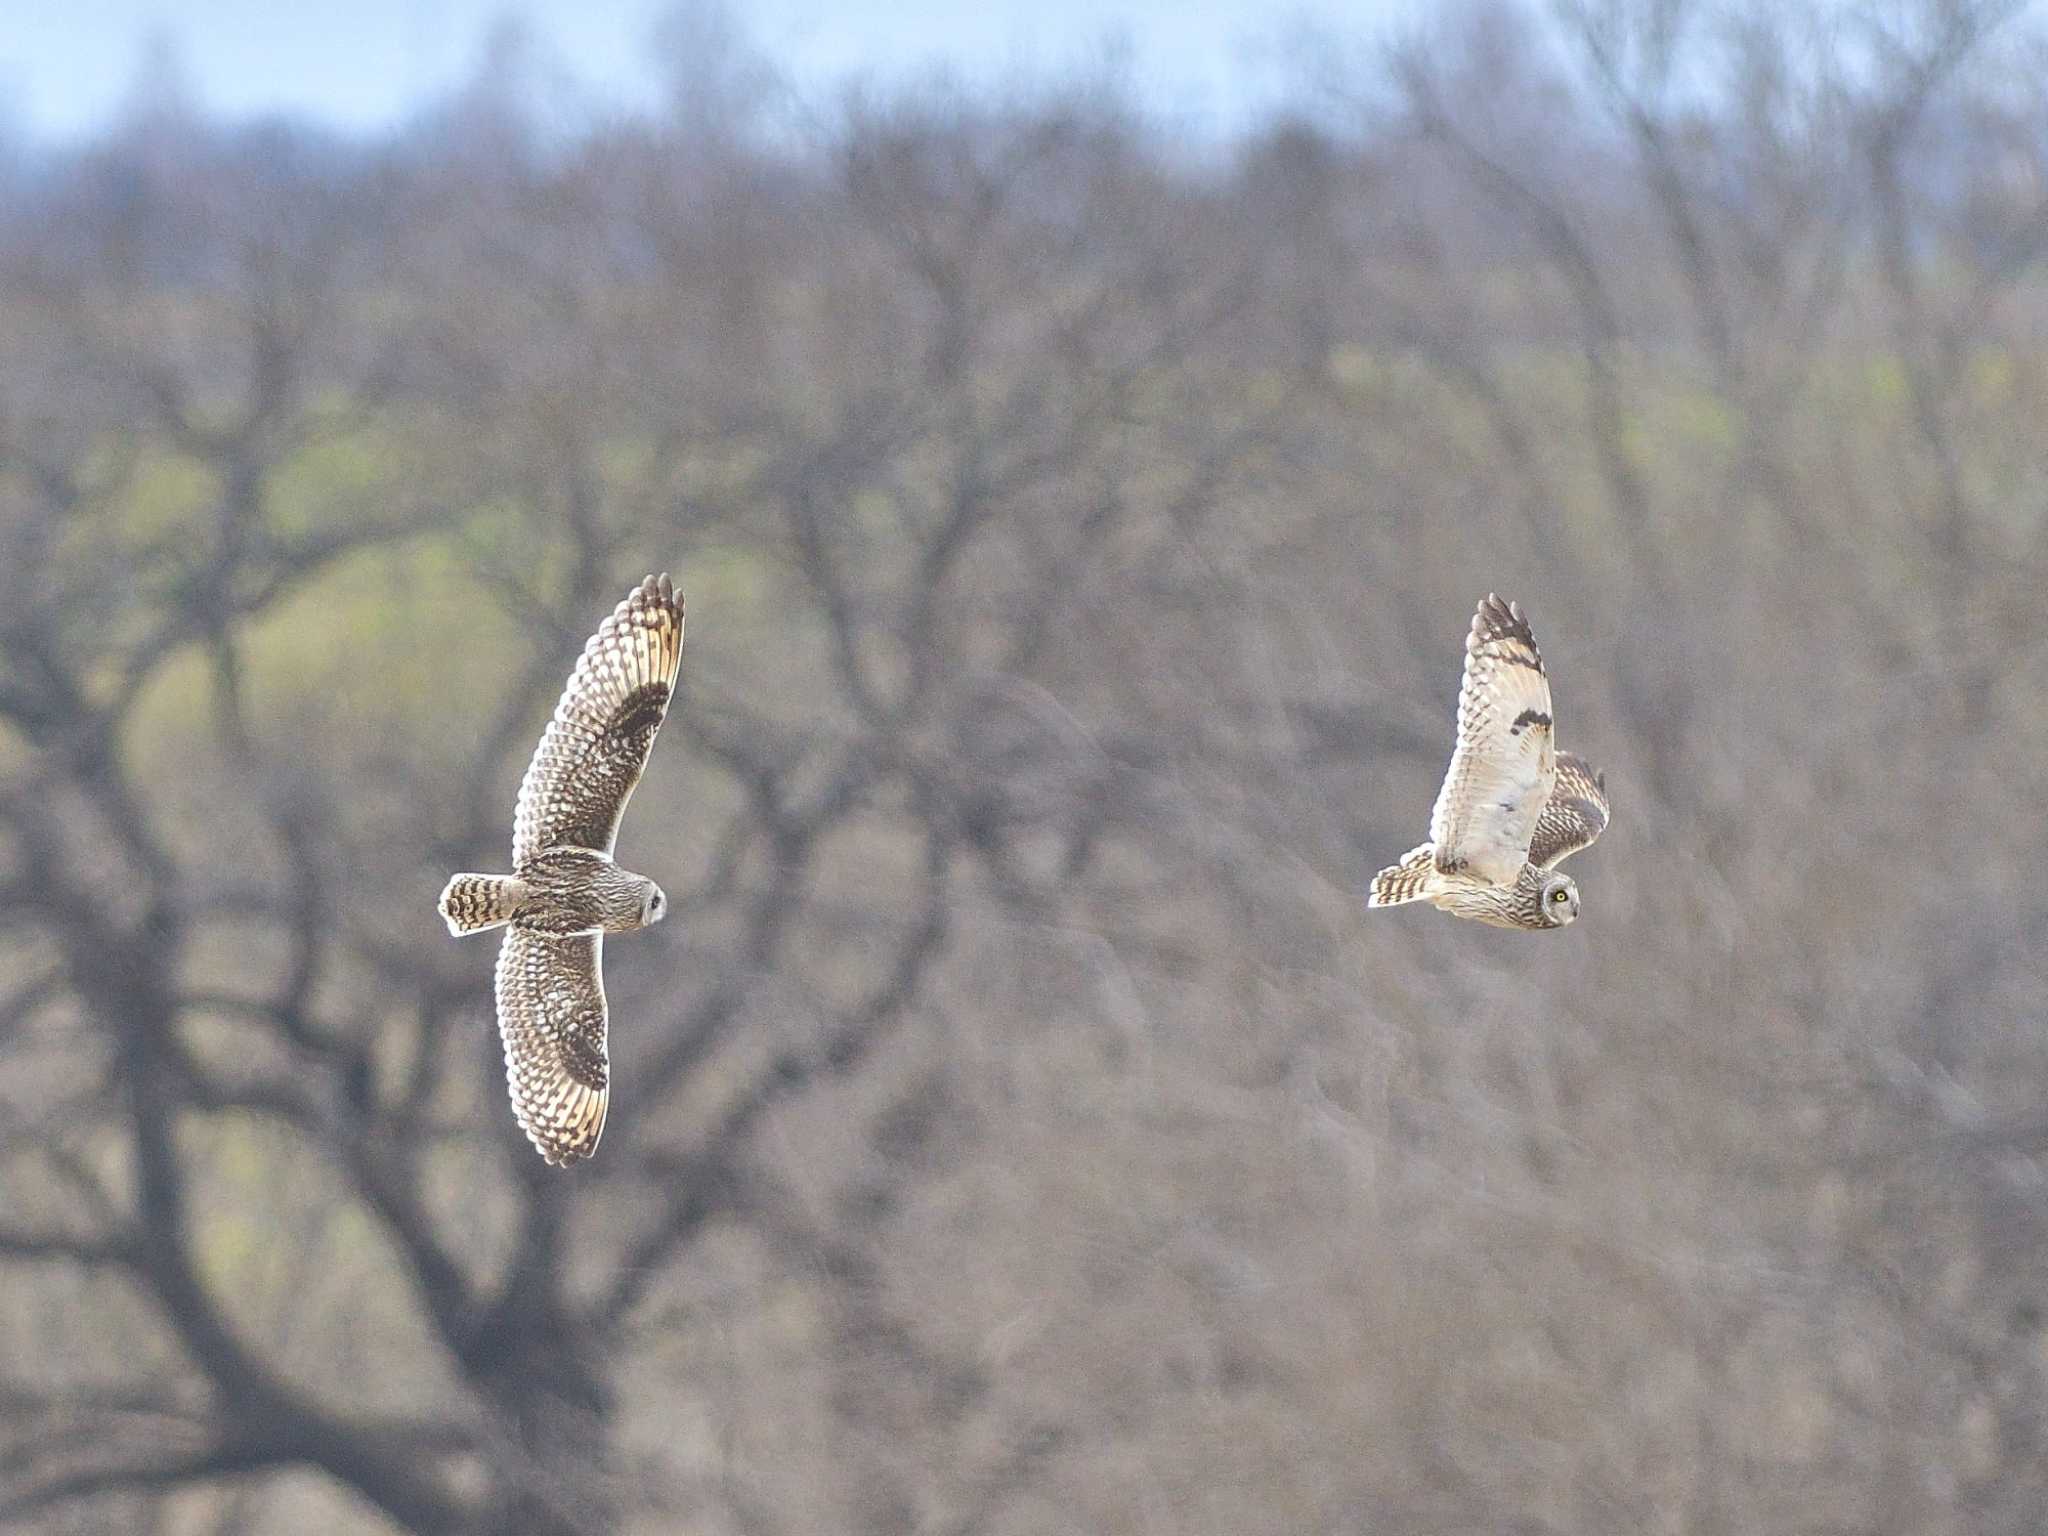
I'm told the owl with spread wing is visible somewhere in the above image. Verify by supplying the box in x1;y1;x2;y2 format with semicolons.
1366;594;1609;931
438;573;685;1163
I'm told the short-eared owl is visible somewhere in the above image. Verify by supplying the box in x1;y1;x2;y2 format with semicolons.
1366;594;1609;931
439;573;685;1164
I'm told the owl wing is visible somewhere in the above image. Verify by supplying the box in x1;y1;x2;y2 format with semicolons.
1426;594;1557;885
1528;751;1610;870
495;927;609;1166
513;573;684;865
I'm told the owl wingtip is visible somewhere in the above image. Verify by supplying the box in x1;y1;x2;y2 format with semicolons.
529;1124;601;1167
523;1079;608;1167
1471;592;1536;649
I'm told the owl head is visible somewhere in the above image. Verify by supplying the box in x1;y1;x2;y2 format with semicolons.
641;882;668;926
1537;871;1579;927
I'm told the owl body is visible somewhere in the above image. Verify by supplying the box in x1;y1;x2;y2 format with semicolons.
513;847;665;936
441;851;663;938
1372;845;1578;929
437;573;686;1165
1367;595;1608;933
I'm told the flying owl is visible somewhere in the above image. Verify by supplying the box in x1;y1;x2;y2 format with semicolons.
438;573;685;1164
1366;594;1609;931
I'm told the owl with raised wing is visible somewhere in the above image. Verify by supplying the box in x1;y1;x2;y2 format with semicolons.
1367;594;1609;931
439;573;684;1163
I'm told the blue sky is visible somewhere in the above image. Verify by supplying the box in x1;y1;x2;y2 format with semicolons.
1;0;1416;144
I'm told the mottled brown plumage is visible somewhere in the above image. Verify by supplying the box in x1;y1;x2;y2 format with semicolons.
1528;751;1608;871
438;573;685;1164
514;574;685;865
495;929;610;1166
1367;594;1609;932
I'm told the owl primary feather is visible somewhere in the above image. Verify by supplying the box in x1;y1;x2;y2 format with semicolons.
1366;594;1610;931
438;572;685;1164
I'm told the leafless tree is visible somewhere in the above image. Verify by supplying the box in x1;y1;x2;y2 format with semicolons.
6;2;2048;1531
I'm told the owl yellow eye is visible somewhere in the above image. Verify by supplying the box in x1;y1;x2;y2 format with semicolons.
1550;888;1568;904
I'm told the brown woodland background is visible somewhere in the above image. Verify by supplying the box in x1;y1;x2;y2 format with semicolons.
5;0;2048;1530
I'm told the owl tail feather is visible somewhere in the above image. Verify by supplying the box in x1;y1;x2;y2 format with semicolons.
1367;844;1437;908
439;874;526;936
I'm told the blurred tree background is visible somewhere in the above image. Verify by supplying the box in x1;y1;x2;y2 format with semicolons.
4;0;2048;1530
